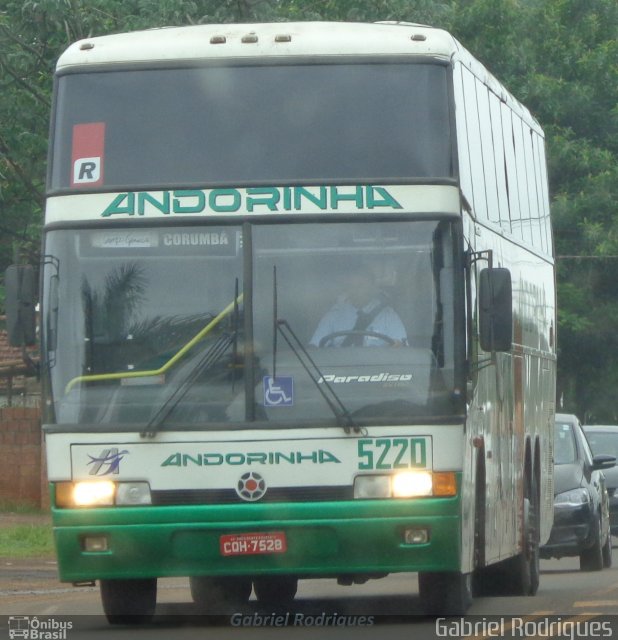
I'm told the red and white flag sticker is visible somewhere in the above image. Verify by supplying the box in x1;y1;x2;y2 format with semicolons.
71;122;105;187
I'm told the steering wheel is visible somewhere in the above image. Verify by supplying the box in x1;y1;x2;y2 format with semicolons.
318;330;396;348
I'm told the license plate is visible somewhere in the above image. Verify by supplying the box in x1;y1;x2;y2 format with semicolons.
220;532;287;557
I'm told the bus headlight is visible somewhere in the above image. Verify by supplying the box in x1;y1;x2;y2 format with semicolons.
115;482;152;505
353;475;391;499
353;472;456;499
392;471;433;497
55;481;152;507
72;481;116;506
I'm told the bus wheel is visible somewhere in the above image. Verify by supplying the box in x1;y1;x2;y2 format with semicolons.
100;578;157;625
503;495;540;595
253;576;298;606
190;576;252;612
418;571;472;615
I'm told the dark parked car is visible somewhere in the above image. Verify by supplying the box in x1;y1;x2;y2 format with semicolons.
540;413;615;570
583;425;618;536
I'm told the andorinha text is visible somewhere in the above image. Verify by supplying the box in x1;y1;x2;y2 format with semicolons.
100;186;403;216
161;449;342;467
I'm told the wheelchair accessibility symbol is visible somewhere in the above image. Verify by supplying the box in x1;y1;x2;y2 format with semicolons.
263;376;294;407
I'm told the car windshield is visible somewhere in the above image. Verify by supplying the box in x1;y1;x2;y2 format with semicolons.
42;219;464;428
554;421;578;464
585;430;618;458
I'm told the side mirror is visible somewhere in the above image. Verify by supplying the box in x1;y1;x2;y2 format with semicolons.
479;267;512;352
592;454;616;471
4;265;37;347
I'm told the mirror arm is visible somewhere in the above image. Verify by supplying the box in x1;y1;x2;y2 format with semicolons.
467;249;493;270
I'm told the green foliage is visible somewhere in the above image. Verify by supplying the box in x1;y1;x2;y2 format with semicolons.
0;0;617;419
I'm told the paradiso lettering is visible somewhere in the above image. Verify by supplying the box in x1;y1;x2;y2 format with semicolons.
101;186;403;217
161;449;342;467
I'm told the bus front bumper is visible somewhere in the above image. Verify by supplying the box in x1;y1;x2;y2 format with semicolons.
52;496;461;582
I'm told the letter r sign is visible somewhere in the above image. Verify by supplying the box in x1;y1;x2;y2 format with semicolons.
73;157;101;183
71;122;105;187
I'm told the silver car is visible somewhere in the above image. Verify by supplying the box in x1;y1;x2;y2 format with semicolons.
583;425;618;536
540;414;615;570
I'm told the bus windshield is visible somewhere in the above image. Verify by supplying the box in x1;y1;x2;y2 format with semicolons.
43;219;463;428
51;62;452;190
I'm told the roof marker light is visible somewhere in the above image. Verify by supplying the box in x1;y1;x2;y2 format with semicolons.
80;42;94;51
210;35;226;44
242;34;258;43
411;34;427;42
274;34;292;43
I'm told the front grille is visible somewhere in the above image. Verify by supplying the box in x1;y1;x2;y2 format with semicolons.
151;486;353;505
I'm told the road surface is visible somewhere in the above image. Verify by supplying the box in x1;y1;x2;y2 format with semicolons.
3;555;618;639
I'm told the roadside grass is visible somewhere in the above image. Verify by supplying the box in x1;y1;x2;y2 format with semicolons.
0;504;54;558
0;524;54;559
0;524;54;558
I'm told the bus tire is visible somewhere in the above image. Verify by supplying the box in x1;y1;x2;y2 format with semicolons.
190;576;252;612
502;493;540;595
472;456;489;596
100;578;157;625
418;571;472;615
253;576;298;606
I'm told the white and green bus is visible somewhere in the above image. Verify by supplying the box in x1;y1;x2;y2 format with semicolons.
8;21;556;621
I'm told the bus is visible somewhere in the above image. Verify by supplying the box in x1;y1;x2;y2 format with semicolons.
6;21;556;621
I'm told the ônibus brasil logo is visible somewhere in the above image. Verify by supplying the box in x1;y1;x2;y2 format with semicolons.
236;472;267;502
87;448;129;476
8;616;73;640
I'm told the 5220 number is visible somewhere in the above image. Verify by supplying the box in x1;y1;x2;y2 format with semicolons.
357;437;428;470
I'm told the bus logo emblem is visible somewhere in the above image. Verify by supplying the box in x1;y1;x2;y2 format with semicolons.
236;472;267;502
87;448;129;476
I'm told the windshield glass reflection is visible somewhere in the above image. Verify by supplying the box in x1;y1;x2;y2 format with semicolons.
43;220;463;428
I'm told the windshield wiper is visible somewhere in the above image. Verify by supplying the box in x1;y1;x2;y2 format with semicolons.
141;330;237;438
142;285;241;438
275;318;361;435
270;266;360;434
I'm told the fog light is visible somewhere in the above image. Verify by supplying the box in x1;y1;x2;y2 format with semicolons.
392;471;432;497
354;475;391;499
83;536;109;552
403;528;429;544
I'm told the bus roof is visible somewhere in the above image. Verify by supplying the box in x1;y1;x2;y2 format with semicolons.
56;21;538;129
56;22;458;68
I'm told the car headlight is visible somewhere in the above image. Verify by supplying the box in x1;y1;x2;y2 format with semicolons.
554;488;590;507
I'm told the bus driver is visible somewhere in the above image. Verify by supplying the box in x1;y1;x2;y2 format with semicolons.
309;264;408;348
